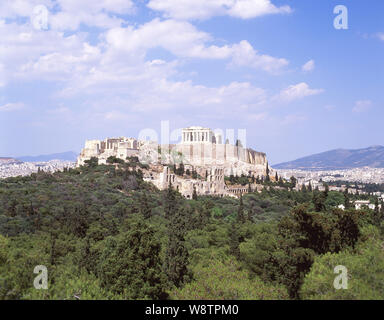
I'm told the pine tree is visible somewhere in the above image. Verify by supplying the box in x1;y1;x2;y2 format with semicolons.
192;187;198;200
380;200;384;222
247;206;253;222
164;181;178;219
177;162;185;176
312;188;328;212
140;192;152;219
275;172;278;182
237;194;246;224
374;197;379;214
373;197;381;226
229;222;240;260
344;188;351;209
164;206;190;288
98;219;167;299
324;183;329;197
290;176;297;189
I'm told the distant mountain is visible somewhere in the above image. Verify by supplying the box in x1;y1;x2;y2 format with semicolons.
273;146;384;170
16;151;78;162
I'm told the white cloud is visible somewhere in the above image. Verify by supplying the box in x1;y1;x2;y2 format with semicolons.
353;100;372;113
0;1;292;129
0;102;24;112
0;0;134;30
228;0;292;19
0;0;52;19
105;19;288;73
230;40;288;73
277;82;324;102
376;33;384;41
302;59;315;72
50;0;135;31
147;0;291;20
0;21;95;85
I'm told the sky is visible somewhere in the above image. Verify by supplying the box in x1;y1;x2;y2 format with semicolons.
0;0;383;165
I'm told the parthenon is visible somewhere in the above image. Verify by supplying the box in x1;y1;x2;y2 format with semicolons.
182;127;214;143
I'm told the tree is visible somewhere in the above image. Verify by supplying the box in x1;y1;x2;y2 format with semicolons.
164;207;190;288
84;157;98;168
301;231;384;300
176;163;185;176
171;257;288;300
289;176;297;190
275;172;278;182
344;188;351;209
229;222;240;259
312;190;327;212
140;192;152;219
164;181;178;219
106;156;124;164
237;194;246;224
192;187;198;201
98;218;167;299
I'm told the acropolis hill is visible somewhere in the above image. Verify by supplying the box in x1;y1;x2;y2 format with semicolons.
77;126;271;198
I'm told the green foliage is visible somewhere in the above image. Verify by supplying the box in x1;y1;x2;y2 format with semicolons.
236;195;246;224
229;222;240;259
170;256;288;300
301;226;384;300
0;161;381;301
97;216;167;299
106;156;125;164
164;206;191;288
84;157;98;168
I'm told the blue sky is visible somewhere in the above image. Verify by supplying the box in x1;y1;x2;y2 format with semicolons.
0;0;383;164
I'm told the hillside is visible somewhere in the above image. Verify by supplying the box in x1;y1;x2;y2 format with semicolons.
0;160;381;300
273;146;384;170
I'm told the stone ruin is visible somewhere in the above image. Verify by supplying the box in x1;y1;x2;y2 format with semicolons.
77;126;270;198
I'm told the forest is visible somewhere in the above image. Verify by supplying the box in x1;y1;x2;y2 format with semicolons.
0;158;383;300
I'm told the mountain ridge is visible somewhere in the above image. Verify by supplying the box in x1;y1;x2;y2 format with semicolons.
15;151;78;162
273;145;384;170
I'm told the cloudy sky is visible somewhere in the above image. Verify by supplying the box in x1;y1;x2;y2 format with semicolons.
0;0;383;164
